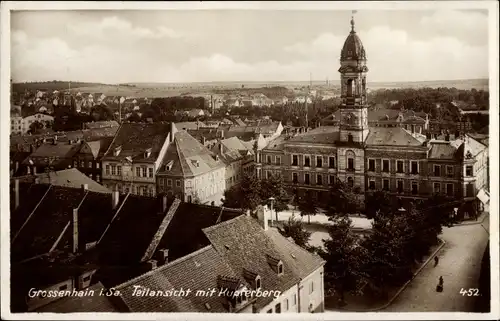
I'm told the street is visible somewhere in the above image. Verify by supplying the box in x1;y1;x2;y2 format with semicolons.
380;214;490;312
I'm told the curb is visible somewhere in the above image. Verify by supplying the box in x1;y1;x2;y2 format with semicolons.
454;212;489;226
332;238;447;312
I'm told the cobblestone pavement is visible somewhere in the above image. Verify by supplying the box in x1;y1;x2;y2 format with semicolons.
380;214;490;312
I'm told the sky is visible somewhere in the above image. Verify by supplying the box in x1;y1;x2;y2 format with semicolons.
10;9;489;84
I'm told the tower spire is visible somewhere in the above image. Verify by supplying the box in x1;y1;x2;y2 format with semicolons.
351;10;357;33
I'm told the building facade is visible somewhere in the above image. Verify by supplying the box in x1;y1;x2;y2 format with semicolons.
256;17;489;213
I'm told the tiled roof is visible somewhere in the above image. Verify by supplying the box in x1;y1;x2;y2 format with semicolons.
220;137;252;152
11;185;87;262
287;126;339;144
84;120;119;129
159;130;224;177
10;182;51;235
428;142;458;160
450;135;487;159
187;128;222;142
103;123;170;163
156;203;243;262
175;121;206;130
14;169;111;194
365;127;424;147
263;135;286;151
24;142;81;165
34;282;119;312
115;246;240;312
203;215;324;310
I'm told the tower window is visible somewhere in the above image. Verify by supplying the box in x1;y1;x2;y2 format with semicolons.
348;158;354;171
347;79;354;97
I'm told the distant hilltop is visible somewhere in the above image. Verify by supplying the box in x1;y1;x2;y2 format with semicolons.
11;78;488;98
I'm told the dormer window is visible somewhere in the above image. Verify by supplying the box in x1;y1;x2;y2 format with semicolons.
144;148;152;159
278;262;284;275
255;276;261;290
266;254;284;275
113;145;122;157
165;160;174;171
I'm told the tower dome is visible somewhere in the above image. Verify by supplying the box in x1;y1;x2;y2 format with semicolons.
340;16;366;61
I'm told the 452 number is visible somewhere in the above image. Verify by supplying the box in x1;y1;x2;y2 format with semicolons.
459;288;480;297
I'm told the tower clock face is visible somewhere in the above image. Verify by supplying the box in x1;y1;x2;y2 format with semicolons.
344;112;358;125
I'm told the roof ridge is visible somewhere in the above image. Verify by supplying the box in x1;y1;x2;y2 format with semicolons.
102;122;123;158
202;214;249;234
114;245;214;290
173;138;188;176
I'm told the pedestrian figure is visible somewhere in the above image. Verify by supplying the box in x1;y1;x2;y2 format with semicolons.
436;276;444;292
434;256;439;267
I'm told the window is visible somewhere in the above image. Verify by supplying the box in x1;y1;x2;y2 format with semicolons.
292;155;298;166
397;180;403;193
267;309;272;313
105;165;110;175
446;183;454;196
329;157;335;169
255;277;261;289
466;183;474;197
142;167;147;177
316;156;323;168
176;180;181;187
96;174;100;182
80;160;85;167
275;303;281;314
284;299;289;311
304;156;311;167
446;165;453;177
305;173;310;185
117;166;122;176
88;161;92;168
167;179;172;186
329;175;335;185
317;174;323;186
292;172;298;183
276;156;281;165
368;159;375;171
410;161;419;174
347;177;354;187
309;281;314;294
396;161;404;173
292;294;297;306
368;180;375;190
434;165;441;177
347;158;354;170
111;165;116;176
278;262;283;274
136;167;141;177
59;284;68;291
266;170;271;179
383;179;389;191
267;155;272;164
433;182;441;194
411;181;418;195
466;165;473;177
382;159;390;172
149;168;153;178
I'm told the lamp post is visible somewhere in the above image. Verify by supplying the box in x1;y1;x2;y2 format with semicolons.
269;197;275;226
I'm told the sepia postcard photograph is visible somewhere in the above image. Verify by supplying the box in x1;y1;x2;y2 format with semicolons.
1;1;499;320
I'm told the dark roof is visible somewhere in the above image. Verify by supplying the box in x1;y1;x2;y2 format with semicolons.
103;123;170;163
203;215;324;310
10;182;51;234
24;143;81;165
34;282;119;312
365;127;424;147
84;120;119;129
367;108;427;123
287;126;339;144
157;203;242;262
115;246;240;312
187;128;222;142
97;194;167;266
11;185;87;262
428;142;458;160
158;130;224;177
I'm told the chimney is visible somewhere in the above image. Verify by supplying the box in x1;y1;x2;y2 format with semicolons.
202;136;206;146
219;143;223;155
445;134;450;141
72;208;79;253
112;189;120;209
220;130;224;139
14;179;20;210
15;161;19;173
162;194;168;212
147;259;158;271
81;184;88;191
170;123;177;143
256;205;269;231
155;249;169;265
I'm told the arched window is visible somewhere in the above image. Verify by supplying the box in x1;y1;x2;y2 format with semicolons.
346;79;354;97
346;150;355;171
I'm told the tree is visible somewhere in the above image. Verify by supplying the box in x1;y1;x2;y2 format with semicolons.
297;191;318;224
319;216;367;305
222;172;262;213
260;174;290;221
364;190;397;219
28;121;44;135
325;180;362;218
278;214;311;249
